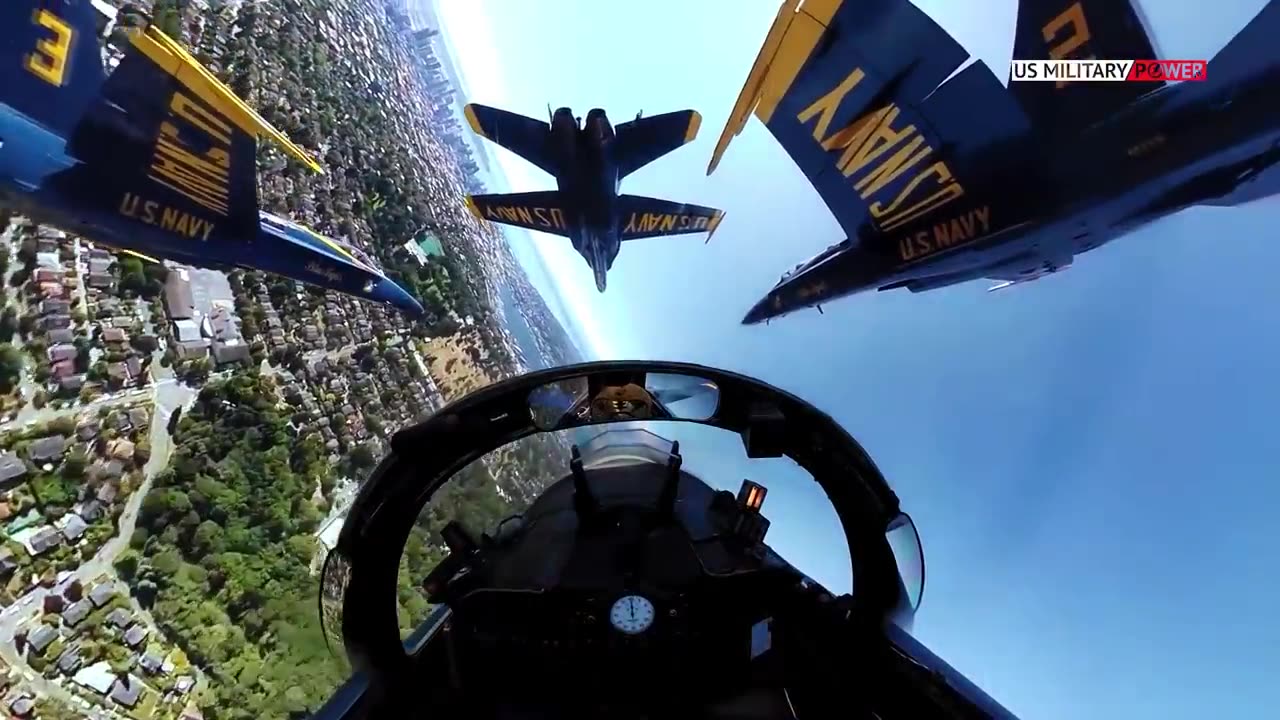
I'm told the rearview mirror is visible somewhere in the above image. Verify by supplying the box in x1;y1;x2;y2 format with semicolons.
527;371;720;431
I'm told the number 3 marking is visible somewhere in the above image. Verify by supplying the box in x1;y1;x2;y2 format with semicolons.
26;9;75;87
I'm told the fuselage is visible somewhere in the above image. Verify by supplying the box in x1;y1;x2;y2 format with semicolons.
550;106;623;292
0;103;422;314
749;61;1280;323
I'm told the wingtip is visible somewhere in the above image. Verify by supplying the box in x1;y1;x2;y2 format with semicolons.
684;110;703;144
463;104;486;138
705;209;726;240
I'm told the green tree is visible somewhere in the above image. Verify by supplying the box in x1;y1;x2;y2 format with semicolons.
0;344;21;393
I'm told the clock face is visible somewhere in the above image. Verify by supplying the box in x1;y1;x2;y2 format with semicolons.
609;594;655;635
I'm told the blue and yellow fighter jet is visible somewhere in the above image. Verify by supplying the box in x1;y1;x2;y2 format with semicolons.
710;0;1280;324
463;103;725;292
0;0;424;316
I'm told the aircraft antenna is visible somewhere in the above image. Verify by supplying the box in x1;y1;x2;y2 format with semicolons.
547;103;553;124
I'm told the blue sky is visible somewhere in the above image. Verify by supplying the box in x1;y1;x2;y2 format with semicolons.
435;1;1279;717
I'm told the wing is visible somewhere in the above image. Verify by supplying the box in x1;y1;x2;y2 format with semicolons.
707;0;1031;242
463;103;557;177
617;195;725;241
1010;0;1165;136
465;192;572;237
611;110;702;178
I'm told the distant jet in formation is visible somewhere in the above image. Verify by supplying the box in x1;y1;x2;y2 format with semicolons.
463;103;725;292
709;0;1280;324
0;0;424;317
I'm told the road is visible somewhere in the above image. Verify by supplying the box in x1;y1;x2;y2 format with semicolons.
1;384;166;433
0;378;196;715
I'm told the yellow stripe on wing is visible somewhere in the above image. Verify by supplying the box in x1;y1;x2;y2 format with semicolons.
120;249;162;264
127;26;325;174
707;0;843;175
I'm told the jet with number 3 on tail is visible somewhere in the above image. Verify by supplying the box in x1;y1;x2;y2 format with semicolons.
463;103;726;292
0;0;424;317
709;0;1280;324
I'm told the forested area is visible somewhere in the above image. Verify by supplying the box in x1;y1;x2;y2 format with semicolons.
122;372;517;716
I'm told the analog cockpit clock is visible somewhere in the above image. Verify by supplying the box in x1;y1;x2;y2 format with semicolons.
609;594;655;635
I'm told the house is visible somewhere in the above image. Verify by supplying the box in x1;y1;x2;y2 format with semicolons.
58;513;88;542
7;695;33;718
0;551;17;577
177;339;210;360
50;359;75;379
59;374;85;392
128;407;149;428
173;318;201;342
57;644;83;673
73;661;117;695
102;327;127;344
46;327;74;344
28;435;68;463
75;500;104;522
125;355;142;378
64;599;92;626
123;624;148;647
106;362;129;385
40;299;71;315
28;526;62;555
108;438;135;461
77;423;99;441
27;623;58;652
110;675;144;708
40;282;64;299
206;306;240;341
0;451;27;487
88;257;112;275
212;340;251;365
96;482;119;504
33;268;59;284
46;343;76;363
175;675;195;694
41;313;71;330
105;608;132;628
88;272;114;288
164;273;195;320
139;652;163;674
88;582;114;607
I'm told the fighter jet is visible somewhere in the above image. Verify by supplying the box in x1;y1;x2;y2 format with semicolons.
0;0;424;317
709;0;1280;324
463;103;725;291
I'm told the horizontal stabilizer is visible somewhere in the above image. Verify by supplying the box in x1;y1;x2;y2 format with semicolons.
465;191;572;237
463;103;558;177
1010;0;1165;136
617;195;725;241
612;110;702;178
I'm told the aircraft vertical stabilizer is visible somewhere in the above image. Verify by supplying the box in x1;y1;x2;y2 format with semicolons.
1010;0;1165;136
1206;0;1280;83
0;0;108;137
